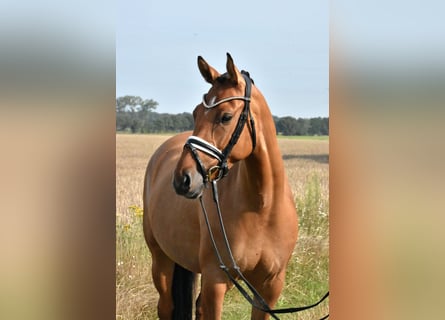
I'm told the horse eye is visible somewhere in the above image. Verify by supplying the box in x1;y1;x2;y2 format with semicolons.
221;113;233;124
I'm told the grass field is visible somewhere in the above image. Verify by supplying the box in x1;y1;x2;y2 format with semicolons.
116;133;329;319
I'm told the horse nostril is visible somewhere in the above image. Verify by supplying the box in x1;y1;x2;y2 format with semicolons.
174;170;192;195
173;169;204;198
183;172;191;189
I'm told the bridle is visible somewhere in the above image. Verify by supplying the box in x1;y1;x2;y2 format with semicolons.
184;70;256;184
183;70;329;319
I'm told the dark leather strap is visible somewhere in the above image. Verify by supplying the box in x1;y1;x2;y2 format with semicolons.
199;181;329;320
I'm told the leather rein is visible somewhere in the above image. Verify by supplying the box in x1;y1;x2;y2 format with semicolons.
184;71;329;319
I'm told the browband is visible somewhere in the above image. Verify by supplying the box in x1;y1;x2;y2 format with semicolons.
202;94;250;109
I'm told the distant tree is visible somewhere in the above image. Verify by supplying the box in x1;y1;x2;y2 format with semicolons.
141;99;158;112
324;118;329;135
274;115;329;136
276;116;298;135
308;117;329;135
116;96;328;135
295;118;310;135
116;96;140;112
173;113;194;132
116;95;158;132
181;113;194;130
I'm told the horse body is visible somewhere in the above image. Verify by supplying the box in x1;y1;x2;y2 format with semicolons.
143;54;298;320
144;132;202;273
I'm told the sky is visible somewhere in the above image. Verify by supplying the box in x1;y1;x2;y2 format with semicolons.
116;1;329;118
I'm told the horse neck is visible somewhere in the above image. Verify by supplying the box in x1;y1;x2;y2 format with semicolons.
242;101;286;208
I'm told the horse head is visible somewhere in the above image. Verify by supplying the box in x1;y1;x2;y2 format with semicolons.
173;53;257;198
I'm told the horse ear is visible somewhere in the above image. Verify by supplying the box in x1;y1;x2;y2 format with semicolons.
226;52;240;85
197;56;220;84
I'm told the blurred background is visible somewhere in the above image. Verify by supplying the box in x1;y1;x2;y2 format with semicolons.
331;1;445;319
0;1;115;319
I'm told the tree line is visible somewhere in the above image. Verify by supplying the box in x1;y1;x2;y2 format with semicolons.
116;95;328;136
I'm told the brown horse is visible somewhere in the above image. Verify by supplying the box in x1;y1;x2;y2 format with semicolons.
143;53;298;320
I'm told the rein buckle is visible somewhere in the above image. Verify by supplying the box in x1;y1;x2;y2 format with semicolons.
207;166;223;182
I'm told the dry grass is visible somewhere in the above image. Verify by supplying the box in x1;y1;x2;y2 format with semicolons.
116;133;329;319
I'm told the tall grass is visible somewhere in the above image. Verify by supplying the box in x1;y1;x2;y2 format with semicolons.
116;205;154;320
116;134;329;319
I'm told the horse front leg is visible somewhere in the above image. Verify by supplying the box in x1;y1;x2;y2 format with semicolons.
199;270;228;320
250;271;286;320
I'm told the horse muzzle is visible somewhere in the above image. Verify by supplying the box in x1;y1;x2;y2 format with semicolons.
173;168;204;199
